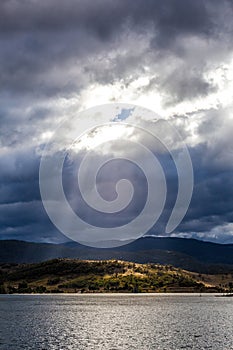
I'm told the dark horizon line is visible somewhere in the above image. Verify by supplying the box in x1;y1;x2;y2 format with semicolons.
0;235;233;247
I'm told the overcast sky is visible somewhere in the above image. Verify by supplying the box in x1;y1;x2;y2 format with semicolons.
0;0;233;244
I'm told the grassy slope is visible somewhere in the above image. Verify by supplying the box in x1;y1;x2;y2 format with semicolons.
1;259;232;294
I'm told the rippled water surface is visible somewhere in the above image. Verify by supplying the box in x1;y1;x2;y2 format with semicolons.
0;294;233;349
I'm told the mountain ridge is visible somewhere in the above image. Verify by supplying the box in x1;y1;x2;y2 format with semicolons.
1;237;233;273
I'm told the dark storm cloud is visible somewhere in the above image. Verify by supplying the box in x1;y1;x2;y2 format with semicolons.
44;138;233;242
0;0;233;243
62;154;148;228
160;69;216;105
0;0;231;96
0;131;233;243
0;0;213;35
0;201;66;243
166;105;233;241
0;147;67;242
0;148;40;204
178;144;233;231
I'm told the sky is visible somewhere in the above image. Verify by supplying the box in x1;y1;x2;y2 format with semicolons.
0;0;233;244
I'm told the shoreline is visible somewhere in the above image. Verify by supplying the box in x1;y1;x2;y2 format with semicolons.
0;292;230;296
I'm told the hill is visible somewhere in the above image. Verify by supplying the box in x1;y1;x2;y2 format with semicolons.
0;258;231;294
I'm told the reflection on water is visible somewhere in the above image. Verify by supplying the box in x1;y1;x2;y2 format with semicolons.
0;294;232;350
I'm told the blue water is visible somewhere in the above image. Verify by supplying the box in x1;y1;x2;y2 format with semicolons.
0;294;232;349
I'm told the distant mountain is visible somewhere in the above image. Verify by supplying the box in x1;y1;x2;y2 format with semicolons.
0;237;233;273
118;237;233;264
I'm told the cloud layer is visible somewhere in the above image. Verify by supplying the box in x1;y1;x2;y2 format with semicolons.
0;0;233;243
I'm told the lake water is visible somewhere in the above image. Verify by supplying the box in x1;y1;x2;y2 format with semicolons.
0;294;232;350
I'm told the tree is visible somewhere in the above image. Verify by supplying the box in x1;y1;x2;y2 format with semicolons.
0;284;6;294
